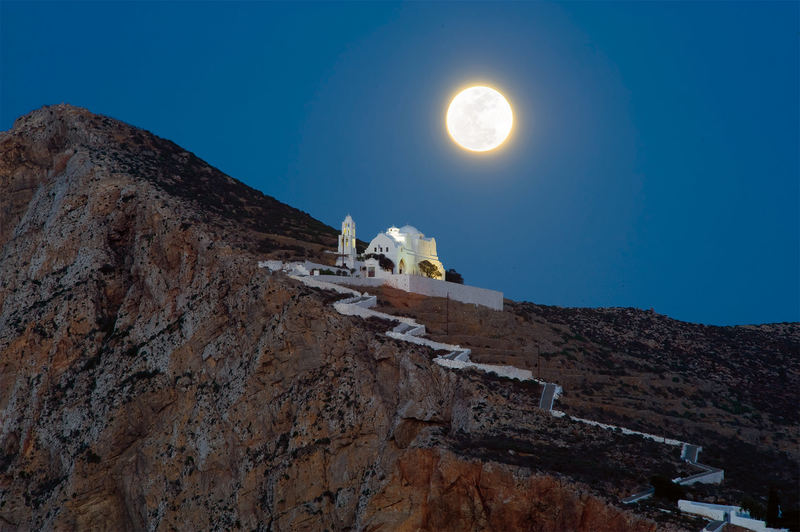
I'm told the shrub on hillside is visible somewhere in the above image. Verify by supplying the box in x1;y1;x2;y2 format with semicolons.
445;269;464;284
650;475;685;502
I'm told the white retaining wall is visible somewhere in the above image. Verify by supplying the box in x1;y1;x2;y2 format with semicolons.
332;299;420;328
261;261;349;277
434;357;534;381
678;501;733;521
730;514;785;532
289;275;361;297
385;331;463;352
551;411;689;447
675;467;724;485
315;274;503;311
678;501;786;532
315;276;386;288
405;275;503;310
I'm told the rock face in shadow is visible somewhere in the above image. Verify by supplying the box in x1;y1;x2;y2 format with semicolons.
1;105;683;531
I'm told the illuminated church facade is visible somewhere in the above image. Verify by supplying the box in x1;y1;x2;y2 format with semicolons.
335;215;444;280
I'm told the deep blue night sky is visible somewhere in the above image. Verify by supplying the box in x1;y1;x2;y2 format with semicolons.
2;2;797;325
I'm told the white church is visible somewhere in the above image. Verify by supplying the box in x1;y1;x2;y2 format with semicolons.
326;214;502;310
336;215;445;280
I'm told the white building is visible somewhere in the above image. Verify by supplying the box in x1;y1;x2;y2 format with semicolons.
336;214;357;269
319;215;502;310
363;224;444;279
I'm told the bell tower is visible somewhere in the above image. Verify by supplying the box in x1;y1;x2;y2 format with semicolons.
336;214;356;268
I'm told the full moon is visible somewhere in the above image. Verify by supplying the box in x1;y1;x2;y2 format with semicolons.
446;86;513;152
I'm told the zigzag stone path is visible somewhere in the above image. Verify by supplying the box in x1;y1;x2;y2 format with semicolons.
264;264;724;513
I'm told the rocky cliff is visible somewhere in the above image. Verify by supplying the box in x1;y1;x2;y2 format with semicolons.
0;105;739;531
371;282;799;526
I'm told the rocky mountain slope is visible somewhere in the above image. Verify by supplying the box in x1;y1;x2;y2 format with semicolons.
370;279;799;525
0;105;794;530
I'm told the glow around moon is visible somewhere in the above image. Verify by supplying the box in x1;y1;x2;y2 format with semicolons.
446;86;513;152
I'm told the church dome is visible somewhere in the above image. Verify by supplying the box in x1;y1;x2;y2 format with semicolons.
399;225;421;236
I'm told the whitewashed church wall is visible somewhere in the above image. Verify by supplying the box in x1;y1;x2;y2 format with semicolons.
366;233;396;255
